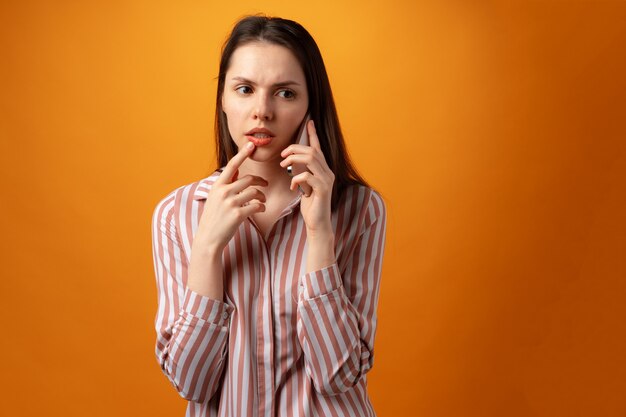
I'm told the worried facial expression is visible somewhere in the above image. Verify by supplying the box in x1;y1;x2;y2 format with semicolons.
221;41;309;163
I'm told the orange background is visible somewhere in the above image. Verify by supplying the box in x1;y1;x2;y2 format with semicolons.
1;1;625;416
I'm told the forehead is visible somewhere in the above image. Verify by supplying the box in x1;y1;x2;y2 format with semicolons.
226;42;305;83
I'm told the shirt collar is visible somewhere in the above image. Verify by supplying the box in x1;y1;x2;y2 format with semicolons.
192;170;222;201
283;192;303;213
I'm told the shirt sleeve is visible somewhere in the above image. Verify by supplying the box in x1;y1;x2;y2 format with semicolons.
151;193;234;403
296;189;387;396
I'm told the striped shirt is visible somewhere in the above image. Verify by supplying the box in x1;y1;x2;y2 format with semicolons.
151;168;387;417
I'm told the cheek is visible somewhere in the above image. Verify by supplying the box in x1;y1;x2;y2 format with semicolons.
222;109;239;134
222;92;237;114
223;98;245;121
223;103;246;142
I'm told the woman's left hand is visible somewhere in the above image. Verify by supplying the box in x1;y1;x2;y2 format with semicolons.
280;119;335;237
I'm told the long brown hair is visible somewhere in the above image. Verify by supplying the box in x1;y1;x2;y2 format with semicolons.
214;14;371;212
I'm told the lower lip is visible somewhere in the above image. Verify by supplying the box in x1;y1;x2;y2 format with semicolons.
246;135;274;146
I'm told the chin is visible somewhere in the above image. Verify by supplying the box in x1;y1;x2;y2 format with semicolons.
249;146;279;162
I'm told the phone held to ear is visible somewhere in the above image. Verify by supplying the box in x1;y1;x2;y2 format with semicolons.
287;114;313;197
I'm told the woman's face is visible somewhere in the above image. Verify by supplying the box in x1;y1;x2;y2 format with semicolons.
221;41;309;163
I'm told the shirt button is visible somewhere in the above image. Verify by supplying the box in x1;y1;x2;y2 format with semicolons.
222;311;229;319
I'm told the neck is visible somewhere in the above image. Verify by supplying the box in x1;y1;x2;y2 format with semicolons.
238;156;299;200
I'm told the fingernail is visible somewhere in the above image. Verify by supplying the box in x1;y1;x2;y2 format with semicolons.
246;142;254;150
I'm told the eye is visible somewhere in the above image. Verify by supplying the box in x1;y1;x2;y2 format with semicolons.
235;85;252;94
277;89;296;99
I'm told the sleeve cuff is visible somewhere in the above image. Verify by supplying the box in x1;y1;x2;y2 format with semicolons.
182;288;235;326
299;262;343;300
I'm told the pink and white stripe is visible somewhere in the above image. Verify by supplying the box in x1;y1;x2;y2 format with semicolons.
151;169;387;417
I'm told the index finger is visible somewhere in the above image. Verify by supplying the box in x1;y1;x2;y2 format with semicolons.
216;142;256;185
307;120;321;152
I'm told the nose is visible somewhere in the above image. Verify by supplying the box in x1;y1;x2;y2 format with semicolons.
253;93;273;121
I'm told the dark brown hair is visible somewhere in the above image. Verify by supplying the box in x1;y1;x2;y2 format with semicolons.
214;14;371;212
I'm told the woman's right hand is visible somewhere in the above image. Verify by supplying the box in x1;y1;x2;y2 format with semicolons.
193;142;268;256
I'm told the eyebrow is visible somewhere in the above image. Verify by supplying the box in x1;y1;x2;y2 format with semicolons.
230;76;301;87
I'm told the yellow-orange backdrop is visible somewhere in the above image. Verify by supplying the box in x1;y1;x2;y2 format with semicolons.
1;1;625;416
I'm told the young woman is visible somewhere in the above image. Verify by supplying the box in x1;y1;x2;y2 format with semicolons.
151;15;387;417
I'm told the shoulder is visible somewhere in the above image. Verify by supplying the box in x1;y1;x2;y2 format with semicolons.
338;184;387;229
152;169;223;227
